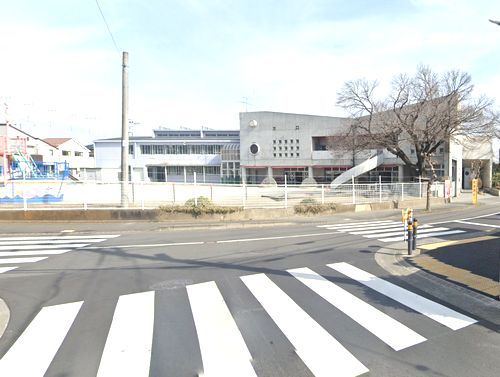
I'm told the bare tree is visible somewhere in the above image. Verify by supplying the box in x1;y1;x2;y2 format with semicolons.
336;65;499;210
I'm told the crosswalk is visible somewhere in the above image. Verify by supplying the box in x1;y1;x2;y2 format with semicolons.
0;234;121;273
317;220;466;242
0;262;477;377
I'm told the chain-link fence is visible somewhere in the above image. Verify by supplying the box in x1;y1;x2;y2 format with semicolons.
0;180;445;210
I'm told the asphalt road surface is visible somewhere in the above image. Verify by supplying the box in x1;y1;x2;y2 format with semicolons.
0;204;499;377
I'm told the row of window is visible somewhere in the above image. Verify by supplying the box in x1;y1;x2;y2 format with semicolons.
274;145;299;151
139;144;222;155
273;139;299;145
273;152;300;158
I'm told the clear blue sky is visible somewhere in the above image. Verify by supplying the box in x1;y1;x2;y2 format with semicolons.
1;0;499;144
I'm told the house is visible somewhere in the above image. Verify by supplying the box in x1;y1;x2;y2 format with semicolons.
0;123;63;180
43;138;94;180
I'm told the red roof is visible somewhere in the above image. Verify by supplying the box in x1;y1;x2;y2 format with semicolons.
43;138;71;147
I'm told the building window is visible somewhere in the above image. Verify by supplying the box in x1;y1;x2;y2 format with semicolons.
290;139;294;143
411;149;415;154
284;140;287;144
296;146;300;150
205;166;220;174
290;146;294;150
295;125;300;130
296;139;299;143
279;153;282;157
273;146;276;151
272;126;276;130
62;150;70;156
439;147;444;154
129;145;134;154
290;153;294;157
296;153;300;157
279;140;282;144
75;152;83;157
279;146;282;151
273;153;276;157
284;146;287;151
285;153;288;157
273;140;276;144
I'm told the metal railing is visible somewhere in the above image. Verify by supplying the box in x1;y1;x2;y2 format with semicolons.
0;180;445;210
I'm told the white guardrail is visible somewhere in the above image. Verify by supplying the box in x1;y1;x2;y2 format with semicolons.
0;180;445;210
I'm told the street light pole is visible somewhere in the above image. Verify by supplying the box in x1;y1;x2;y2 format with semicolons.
120;51;129;207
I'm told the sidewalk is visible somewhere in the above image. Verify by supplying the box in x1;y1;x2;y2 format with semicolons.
375;233;500;302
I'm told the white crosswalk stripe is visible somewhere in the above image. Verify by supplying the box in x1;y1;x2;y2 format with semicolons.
288;267;427;351
0;263;477;376
97;291;155;377
0;234;120;274
0;301;83;376
328;262;477;330
187;281;257;377
318;220;466;242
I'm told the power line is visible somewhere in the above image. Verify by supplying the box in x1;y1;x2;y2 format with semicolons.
95;0;120;52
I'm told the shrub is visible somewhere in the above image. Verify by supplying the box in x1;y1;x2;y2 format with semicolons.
159;198;242;217
294;201;336;214
299;198;319;205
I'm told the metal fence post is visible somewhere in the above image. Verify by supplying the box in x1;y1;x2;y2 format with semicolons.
242;182;246;209
172;183;176;205
141;181;145;210
284;175;288;209
321;184;325;204
194;172;198;206
379;175;382;203
351;176;355;204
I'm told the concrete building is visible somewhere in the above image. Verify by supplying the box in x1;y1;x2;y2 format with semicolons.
93;129;240;183
239;111;496;195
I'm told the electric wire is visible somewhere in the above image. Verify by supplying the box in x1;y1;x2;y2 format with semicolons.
95;0;120;52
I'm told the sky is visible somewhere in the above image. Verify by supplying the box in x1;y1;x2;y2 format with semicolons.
1;0;500;144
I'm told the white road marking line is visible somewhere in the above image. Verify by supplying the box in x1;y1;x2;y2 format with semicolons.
321;222;400;231
0;249;72;257
454;220;500;229
0;266;18;274
288;267;427;351
187;281;256;377
241;273;369;377
0;257;48;264
0;301;83;376
0;243;89;251
363;227;450;238
0;239;106;246
429;212;500;225
379;230;465;243
350;224;432;235
97;291;155;377
317;220;395;228
87;241;205;250
61;230;75;233
0;235;120;241
217;232;337;244
328;263;477;330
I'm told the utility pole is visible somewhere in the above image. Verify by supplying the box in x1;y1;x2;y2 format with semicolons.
120;51;129;207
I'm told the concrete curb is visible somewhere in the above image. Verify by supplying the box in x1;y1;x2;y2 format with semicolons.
0;298;9;339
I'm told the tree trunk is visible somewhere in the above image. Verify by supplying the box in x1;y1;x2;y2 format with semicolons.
426;180;432;211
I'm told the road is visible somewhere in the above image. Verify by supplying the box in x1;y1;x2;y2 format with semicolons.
0;204;499;376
